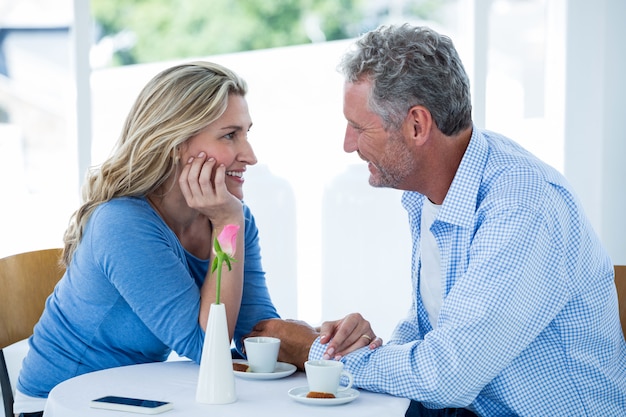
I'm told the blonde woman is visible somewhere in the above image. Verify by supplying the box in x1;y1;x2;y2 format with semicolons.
14;61;277;416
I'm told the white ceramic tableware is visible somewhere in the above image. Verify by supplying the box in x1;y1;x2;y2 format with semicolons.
232;359;296;380
243;336;281;373
304;360;353;395
287;386;360;405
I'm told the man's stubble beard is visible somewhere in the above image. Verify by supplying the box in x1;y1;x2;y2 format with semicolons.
369;131;414;189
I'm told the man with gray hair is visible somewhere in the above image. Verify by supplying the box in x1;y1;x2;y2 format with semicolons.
249;23;626;416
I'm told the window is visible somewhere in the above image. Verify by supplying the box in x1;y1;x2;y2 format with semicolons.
1;0;566;340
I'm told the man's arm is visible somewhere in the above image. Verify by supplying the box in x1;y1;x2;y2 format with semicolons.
247;314;381;369
247;319;319;370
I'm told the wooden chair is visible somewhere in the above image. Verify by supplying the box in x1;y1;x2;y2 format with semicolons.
0;248;64;417
615;265;626;339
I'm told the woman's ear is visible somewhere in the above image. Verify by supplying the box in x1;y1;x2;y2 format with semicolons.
403;105;432;146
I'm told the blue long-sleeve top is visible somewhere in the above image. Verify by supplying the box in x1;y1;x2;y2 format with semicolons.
18;197;279;398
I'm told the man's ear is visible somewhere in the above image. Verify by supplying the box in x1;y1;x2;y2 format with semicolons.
403;105;432;146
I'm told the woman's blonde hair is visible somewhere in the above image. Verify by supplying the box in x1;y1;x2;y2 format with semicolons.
62;61;248;266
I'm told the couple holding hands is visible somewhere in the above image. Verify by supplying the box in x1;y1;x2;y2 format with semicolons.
15;24;625;417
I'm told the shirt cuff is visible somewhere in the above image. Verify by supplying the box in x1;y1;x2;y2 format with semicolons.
308;336;326;360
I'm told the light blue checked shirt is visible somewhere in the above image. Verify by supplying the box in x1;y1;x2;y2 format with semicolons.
310;127;626;415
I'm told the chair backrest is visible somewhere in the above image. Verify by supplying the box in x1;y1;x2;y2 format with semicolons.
615;265;626;338
0;248;65;417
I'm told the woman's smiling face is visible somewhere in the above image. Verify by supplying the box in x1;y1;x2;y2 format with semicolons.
181;94;257;200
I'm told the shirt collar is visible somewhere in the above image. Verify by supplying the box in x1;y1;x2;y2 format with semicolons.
402;126;488;229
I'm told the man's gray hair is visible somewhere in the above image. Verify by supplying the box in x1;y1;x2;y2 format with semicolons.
339;24;472;135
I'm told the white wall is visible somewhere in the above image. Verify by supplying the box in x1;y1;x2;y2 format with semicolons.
563;0;626;265
89;40;414;339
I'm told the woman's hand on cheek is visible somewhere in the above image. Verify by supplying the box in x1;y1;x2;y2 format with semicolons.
179;152;211;202
179;153;242;225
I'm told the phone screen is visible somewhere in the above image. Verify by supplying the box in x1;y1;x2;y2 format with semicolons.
93;396;169;408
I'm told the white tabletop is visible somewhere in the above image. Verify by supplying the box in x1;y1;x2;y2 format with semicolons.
44;360;410;416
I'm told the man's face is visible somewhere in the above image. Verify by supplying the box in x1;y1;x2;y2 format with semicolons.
342;80;414;189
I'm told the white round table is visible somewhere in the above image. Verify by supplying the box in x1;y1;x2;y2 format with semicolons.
44;360;410;416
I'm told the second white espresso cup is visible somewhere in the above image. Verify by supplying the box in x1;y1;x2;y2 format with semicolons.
244;336;280;373
304;360;353;394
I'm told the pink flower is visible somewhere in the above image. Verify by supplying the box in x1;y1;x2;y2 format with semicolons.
212;224;240;304
215;224;240;257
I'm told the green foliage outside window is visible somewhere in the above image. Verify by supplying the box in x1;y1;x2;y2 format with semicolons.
90;0;370;66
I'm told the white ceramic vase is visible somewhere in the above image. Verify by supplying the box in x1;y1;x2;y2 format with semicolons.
196;303;237;404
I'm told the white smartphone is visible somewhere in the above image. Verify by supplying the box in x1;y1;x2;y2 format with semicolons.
90;395;173;414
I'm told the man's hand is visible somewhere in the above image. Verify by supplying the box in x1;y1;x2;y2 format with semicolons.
319;313;382;360
247;319;319;370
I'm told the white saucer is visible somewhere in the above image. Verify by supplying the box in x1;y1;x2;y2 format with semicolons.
233;359;297;380
287;386;359;405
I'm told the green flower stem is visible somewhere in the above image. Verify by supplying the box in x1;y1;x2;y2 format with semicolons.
212;236;236;305
215;254;223;305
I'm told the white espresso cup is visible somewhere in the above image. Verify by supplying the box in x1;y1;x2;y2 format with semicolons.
243;336;281;373
304;360;354;395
